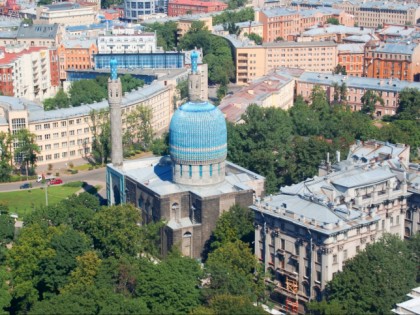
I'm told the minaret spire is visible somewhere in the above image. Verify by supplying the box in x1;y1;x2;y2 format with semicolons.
188;50;202;102
108;58;123;168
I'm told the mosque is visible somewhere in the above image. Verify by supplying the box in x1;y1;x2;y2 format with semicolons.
106;52;265;258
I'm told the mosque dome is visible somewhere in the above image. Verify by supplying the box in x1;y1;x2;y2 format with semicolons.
169;100;227;166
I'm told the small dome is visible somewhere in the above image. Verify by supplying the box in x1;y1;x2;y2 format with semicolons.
169;101;227;165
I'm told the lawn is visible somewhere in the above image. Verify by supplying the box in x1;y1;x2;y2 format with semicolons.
0;185;82;220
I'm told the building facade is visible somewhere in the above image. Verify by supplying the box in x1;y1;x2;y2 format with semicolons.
35;3;98;26
97;29;159;54
256;7;354;43
364;42;420;82
0;79;176;166
337;43;365;77
253;140;410;313
0;45;59;101
226;37;337;84
167;0;227;17
57;39;97;81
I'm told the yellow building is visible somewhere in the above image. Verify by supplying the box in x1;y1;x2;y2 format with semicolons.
0;80;177;166
35;3;98;27
225;35;338;84
177;15;213;37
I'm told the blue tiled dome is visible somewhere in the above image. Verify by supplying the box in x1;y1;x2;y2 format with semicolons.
169;101;227;165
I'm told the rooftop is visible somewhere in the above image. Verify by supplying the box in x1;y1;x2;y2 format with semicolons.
337;43;365;53
302;25;374;37
168;0;227;7
0;46;46;66
295;71;420;92
108;156;264;198
17;23;59;39
373;42;418;55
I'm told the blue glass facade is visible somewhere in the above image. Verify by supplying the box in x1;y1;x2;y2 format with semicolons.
169;101;227;164
95;52;184;70
67;70;157;84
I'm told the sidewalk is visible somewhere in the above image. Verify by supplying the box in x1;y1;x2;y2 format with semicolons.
36;157;90;174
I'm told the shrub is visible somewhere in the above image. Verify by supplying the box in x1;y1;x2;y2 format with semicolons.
63;181;84;188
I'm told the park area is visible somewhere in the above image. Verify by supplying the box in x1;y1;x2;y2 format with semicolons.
0;182;84;219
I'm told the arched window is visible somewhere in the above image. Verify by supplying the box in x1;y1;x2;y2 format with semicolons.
303;281;310;297
182;231;192;257
405;227;411;238
138;196;144;208
171;203;180;222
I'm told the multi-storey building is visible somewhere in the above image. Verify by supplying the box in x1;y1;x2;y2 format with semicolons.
123;0;158;22
0;45;59;101
167;0;227;17
337;43;365;77
293;70;420;116
35;3;98;26
57;39;97;81
297;25;374;43
253;140;410;313
0;80;177;166
225;36;337;84
291;0;420;28
256;7;354;43
0;23;62;48
97;28;159;54
364;41;420;82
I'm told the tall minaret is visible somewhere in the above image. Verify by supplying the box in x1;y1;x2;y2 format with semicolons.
188;50;202;102
108;58;123;168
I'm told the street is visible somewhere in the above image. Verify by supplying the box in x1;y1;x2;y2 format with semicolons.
0;167;107;197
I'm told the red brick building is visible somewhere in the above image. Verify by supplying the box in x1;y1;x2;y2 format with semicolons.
168;0;227;17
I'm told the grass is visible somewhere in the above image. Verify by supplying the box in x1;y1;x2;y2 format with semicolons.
0;183;83;220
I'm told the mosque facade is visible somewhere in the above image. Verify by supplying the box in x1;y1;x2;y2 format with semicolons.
106;52;265;258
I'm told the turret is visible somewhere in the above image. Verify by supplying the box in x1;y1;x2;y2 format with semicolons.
188;50;202;102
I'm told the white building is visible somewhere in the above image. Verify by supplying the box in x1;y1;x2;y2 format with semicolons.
97;28;160;54
392;287;420;315
252;141;411;313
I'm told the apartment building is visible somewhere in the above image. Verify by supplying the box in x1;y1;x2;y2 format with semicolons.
291;0;420;28
219;72;295;123
0;45;59;101
225;36;337;84
167;0;227;17
293;71;420;116
0;23;62;47
35;3;98;26
97;28;159;54
256;7;354;43
253;141;410;313
364;41;420;82
0;81;176;166
57;39;97;81
337;43;365;77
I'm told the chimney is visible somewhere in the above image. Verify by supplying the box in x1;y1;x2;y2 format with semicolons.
108;58;123;168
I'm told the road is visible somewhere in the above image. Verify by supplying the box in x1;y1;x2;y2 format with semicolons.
0;167;107;195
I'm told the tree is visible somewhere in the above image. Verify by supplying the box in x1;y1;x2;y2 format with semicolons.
124;105;153;154
89;108;111;164
225;22;240;36
176;79;189;101
69;79;107;107
311;234;417;315
0;131;13;182
326;17;340;25
43;89;71;111
212;8;254;25
396;88;420;121
361;90;384;118
247;33;263;45
150;133;169;156
207;295;266;315
227;0;248;9
13;129;40;179
0;215;14;245
0;266;11;315
88;205;143;258
333;64;347;75
145;21;178;51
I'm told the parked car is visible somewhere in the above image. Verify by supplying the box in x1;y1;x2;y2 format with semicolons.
20;183;31;189
49;178;63;185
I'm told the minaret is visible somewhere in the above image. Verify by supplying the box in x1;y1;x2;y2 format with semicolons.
188;50;202;102
108;58;123;168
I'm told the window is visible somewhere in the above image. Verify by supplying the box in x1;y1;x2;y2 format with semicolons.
53;133;59;139
390;216;394;226
305;267;310;278
61;131;67;137
69;130;75;136
295;244;300;255
70;140;75;146
54;153;59;159
356;246;360;253
61;121;66;127
62;142;67;148
76;118;81;124
84;128;89;133
69;120;74;125
333;254;338;264
44;123;50;129
77;129;82;135
62;152;67;158
53;122;58;128
343;249;348;260
281;239;285;250
199;165;203;178
35;124;41;130
396;215;400;225
316;271;321;282
209;164;213;177
317;251;322;263
44;134;50;140
45;144;51;150
45;154;52;160
189;165;192;178
53;143;59;149
36;135;42;141
70;150;75;156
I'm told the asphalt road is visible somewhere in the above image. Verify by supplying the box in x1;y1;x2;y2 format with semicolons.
0;167;107;194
